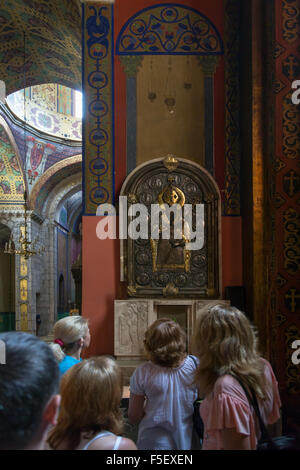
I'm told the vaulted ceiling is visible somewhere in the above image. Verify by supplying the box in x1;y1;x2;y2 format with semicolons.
0;0;82;95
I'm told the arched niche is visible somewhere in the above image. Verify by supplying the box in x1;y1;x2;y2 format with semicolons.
120;155;221;299
116;3;223;176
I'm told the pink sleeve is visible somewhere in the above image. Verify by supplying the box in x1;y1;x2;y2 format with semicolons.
205;393;252;436
262;359;281;424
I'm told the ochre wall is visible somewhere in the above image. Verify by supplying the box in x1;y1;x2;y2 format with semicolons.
136;55;205;165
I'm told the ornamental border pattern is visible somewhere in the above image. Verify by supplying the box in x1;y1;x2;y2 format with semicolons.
83;3;114;215
223;0;241;216
274;0;300;399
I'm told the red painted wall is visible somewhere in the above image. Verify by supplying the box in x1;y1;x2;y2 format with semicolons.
83;0;243;357
82;216;119;357
82;214;243;357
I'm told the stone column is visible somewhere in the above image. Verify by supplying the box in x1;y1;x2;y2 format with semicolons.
13;217;35;334
119;56;143;175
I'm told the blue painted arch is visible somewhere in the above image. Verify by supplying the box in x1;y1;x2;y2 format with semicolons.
116;3;223;55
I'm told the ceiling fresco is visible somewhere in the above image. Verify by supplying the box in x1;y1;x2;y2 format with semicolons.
0;0;81;95
0;122;25;204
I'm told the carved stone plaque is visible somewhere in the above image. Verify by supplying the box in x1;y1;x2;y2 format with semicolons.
114;300;150;356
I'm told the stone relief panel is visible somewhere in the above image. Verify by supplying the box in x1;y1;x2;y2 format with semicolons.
115;300;149;356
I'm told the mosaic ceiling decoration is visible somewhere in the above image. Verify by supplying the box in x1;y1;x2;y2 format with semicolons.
7;84;82;140
0;123;25;204
0;0;81;95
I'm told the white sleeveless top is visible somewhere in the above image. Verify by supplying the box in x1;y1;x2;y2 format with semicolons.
82;431;122;450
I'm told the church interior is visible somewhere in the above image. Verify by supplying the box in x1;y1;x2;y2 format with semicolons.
0;0;299;438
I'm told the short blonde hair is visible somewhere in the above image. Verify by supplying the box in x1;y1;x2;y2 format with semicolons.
143;318;187;368
48;356;123;450
50;316;89;362
193;305;267;398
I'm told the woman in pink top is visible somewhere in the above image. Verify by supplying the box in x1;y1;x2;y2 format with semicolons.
193;305;281;450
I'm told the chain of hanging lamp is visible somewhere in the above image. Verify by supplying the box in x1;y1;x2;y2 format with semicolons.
4;31;44;259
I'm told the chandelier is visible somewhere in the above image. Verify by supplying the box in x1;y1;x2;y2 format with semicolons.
4;191;45;259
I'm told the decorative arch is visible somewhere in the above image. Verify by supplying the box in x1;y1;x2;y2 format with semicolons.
29;154;82;212
116;3;223;55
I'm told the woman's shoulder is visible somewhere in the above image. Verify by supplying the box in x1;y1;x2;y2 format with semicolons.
60;355;80;365
213;375;250;404
259;357;275;374
212;358;278;400
259;357;280;392
84;434;136;451
118;437;137;450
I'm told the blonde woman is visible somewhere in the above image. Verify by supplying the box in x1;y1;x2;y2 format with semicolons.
49;316;90;376
193;305;281;450
47;356;136;450
128;318;199;450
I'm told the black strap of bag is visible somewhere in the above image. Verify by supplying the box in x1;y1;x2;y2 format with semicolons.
230;374;297;450
229;375;274;445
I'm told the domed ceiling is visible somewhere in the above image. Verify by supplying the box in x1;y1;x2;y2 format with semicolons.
0;0;81;95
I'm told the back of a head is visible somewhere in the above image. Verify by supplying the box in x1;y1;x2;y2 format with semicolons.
48;355;123;449
0;332;59;450
193;304;258;364
50;315;89;362
144;317;187;367
192;305;267;397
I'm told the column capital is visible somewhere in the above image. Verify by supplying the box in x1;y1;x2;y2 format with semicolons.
197;56;220;76
119;56;144;78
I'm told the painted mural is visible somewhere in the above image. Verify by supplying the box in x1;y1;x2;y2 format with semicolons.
0;109;82;196
116;4;223;55
0;0;81;95
0;123;25;204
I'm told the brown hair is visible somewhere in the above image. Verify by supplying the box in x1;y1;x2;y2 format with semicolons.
192;305;267;399
143;317;187;368
47;356;123;450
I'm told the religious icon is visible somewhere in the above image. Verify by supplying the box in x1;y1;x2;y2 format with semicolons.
150;180;191;273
